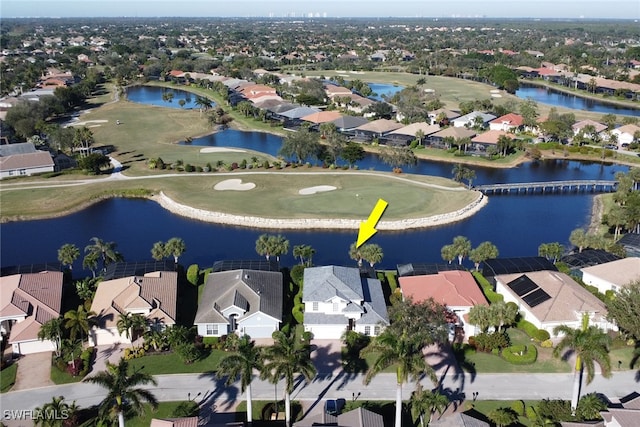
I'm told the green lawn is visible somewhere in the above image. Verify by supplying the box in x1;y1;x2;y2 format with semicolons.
0;363;17;393
467;400;539;427
50;365;84;385
126;349;228;375
125;401;193;427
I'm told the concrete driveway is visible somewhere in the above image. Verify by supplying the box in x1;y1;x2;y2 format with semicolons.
12;352;53;391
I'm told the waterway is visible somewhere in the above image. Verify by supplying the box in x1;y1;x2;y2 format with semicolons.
126;85;202;109
516;84;640;117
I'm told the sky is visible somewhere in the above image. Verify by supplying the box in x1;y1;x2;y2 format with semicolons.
1;0;639;19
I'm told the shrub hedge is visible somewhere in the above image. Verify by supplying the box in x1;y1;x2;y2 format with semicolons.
501;344;538;364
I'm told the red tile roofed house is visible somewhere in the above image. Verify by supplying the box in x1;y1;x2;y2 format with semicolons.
89;271;178;346
301;110;343;125
167;70;184;78
0;271;64;355
489;113;524;132
399;271;488;340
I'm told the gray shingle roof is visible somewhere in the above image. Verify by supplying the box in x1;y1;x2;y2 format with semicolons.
195;269;283;325
303;266;364;303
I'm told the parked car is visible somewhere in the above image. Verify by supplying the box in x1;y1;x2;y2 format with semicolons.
325;399;340;416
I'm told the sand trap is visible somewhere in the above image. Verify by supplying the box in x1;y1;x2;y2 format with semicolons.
69;120;108;127
490;89;501;93
298;185;337;195
214;179;255;191
491;94;502;98
200;147;247;153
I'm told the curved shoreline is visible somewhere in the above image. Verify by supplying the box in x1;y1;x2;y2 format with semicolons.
153;191;488;230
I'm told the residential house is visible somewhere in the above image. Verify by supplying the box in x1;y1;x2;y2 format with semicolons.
428;108;460;126
194;269;282;339
611;124;640;147
470;130;516;154
0;142;55;179
331;115;369;134
488;113;524;132
302;266;389;339
618;233;640;257
580;257;640;294
294;407;384;427
0;271;64;355
572;119;608;139
495;271;615;335
353;119;403;142
427;127;476;148
430;412;489;427
301;111;343;125
89;271;178;346
599;392;640;427
451;112;496;129
399;270;488;339
150;417;198;427
324;84;353;99
386;122;441;146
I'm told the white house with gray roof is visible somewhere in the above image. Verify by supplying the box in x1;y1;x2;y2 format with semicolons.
302;266;389;339
194;269;282;339
451;111;497;128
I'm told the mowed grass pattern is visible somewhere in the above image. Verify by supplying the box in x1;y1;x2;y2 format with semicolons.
160;172;478;220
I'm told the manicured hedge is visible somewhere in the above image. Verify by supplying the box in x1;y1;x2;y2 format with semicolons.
501;344;537;364
517;318;548;341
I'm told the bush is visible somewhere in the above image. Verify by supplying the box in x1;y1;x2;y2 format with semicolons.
290;264;305;286
517;318;545;341
471;331;509;352
540;339;553;348
511;400;525;416
525;405;538;421
175;342;201;364
536;399;572;424
187;264;200;286
203;337;219;346
292;304;304;324
535;329;551;341
501;344;538;364
184;164;194;172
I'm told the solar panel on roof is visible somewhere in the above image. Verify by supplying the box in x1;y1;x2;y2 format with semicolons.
507;275;538;296
522;288;552;308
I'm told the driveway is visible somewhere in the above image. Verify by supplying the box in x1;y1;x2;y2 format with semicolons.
12;352;53;391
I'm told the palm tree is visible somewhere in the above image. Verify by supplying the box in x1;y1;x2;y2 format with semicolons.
38;317;64;357
553;314;612;411
216;335;263;424
150;241;166;261
488;407;519;427
57;243;80;271
467;304;492;334
84;358;158;427
292;244;315;267
35;395;77;427
348;242;364;266
84;237;122;271
117;313;147;344
261;330;317;426
440;244;456;264
362;329;438;427
469;241;499;271
255;234;289;261
410;384;449;427
164;237;186;264
64;305;97;344
360;243;384;267
451;236;472;265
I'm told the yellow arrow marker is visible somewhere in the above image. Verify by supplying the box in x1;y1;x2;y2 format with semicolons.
356;198;389;248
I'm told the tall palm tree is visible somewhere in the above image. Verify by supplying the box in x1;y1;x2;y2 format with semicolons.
84;358;158;427
64;305;97;344
35;395;77;427
150;241;166;261
348;242;364;267
38;317;65;357
164;237;186;264
451;236;472;265
292;244;315;267
410;384;449;427
216;335;263;424
553;314;612;411
57;243;80;271
117;313;147;344
362;330;438;427
360;243;384;267
261;330;317;426
84;237;122;271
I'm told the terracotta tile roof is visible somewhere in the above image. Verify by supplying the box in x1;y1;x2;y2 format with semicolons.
572;119;607;133
399;271;488;308
91;271;178;328
612;124;640;136
490;113;524;127
496;271;608;324
18;271;64;313
471;130;515;145
389;122;441;137
355;119;403;133
150;417;198;427
300;110;343;124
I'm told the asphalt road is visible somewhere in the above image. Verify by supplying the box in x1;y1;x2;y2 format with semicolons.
1;370;638;417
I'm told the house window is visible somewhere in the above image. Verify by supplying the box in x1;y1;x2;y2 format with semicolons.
312;302;319;311
364;326;371;336
374;326;381;336
206;324;218;335
19;169;26;176
333;303;339;312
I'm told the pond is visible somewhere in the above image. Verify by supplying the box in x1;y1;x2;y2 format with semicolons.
126;85;210;109
516;84;640;117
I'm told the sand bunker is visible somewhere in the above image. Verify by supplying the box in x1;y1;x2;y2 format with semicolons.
200;147;247;153
298;185;337;195
490;89;501;93
68;120;108;127
214;179;256;191
491;94;502;98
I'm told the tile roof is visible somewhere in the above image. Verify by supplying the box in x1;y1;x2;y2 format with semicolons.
389;122;441;137
496;271;608;324
91;271;178;328
300;110;343;124
612;123;640;136
0;271;64;343
331;115;369;130
399;271;488;308
471;130;515;145
489;113;524;127
430;412;489;427
0;151;54;172
430;127;476;140
580;257;640;288
0;142;38;156
572;119;607;133
355;119;403;133
194;269;283;325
